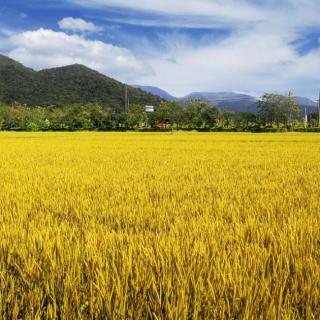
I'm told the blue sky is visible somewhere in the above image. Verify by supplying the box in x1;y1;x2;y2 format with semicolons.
0;0;319;99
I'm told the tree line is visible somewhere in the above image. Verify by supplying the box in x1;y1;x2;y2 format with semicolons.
0;93;319;132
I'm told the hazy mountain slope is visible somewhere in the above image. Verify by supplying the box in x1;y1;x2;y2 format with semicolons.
133;85;175;100
294;96;317;109
182;91;318;113
181;92;258;113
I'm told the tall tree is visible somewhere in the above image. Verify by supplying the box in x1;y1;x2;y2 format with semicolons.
184;101;219;128
258;93;300;127
153;101;183;128
283;92;300;127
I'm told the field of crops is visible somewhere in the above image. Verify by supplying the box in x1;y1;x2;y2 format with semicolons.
0;132;320;319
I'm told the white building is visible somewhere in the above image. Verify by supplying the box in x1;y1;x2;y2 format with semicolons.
145;105;154;113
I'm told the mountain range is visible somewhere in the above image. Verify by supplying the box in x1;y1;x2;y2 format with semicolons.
134;86;318;113
0;53;317;113
0;54;162;110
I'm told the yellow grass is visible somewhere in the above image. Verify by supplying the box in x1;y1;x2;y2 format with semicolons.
0;132;320;319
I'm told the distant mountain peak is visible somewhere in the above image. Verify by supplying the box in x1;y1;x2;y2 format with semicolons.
133;85;175;100
1;54;316;113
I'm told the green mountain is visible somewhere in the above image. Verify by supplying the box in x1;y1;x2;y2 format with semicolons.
0;54;162;110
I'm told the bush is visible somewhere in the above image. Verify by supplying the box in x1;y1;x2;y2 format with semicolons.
294;127;320;132
251;127;288;133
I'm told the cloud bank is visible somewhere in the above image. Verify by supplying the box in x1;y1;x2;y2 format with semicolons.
8;28;153;82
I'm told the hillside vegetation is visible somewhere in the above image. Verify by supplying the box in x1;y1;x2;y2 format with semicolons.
0;54;162;110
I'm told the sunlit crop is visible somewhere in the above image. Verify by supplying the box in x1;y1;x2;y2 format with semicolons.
0;132;320;319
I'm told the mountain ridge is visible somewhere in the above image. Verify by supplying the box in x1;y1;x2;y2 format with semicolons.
0;53;317;113
134;85;318;113
0;54;162;109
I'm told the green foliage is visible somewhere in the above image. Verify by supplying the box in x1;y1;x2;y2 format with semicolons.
153;101;183;127
0;54;162;109
294;127;320;132
234;112;257;128
183;101;219;128
126;104;148;128
308;113;320;127
0;100;313;132
200;104;220;128
220;110;235;128
258;93;301;127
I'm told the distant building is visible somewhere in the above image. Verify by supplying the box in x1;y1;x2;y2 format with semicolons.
145;105;155;112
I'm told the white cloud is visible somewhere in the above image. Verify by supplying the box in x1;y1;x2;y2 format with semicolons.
58;17;103;32
2;1;320;98
71;0;267;24
8;28;153;82
63;0;320;99
136;27;320;98
70;0;320;29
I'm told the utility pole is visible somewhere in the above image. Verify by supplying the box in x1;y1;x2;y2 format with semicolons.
318;91;320;128
124;84;128;113
288;90;293;130
304;107;308;128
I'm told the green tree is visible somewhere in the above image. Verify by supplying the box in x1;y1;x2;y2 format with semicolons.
183;101;219;128
126;104;147;128
234;112;256;128
283;92;300;128
258;93;300;127
221;110;235;128
153;101;183;128
62;105;93;130
200;104;220;128
309;112;319;127
86;104;107;130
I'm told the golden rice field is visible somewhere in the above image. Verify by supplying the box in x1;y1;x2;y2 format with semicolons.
0;132;320;319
